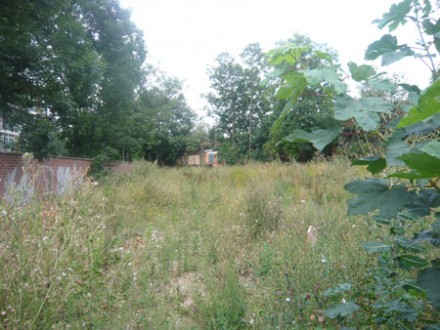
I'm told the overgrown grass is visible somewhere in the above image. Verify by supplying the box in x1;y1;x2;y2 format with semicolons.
0;159;399;328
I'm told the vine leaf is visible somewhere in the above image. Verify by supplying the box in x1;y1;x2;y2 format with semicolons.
365;34;399;60
423;18;440;35
404;189;440;217
303;66;347;94
373;0;413;31
335;96;393;132
352;156;387;174
282;128;341;152
367;78;396;93
397;142;440;178
417;261;440;310
324;301;360;318
398;80;440;127
365;34;414;65
348;62;376;82
345;179;414;218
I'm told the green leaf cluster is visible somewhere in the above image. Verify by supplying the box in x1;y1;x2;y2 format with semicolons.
269;0;440;327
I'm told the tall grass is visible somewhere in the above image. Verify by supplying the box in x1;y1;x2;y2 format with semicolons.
1;159;379;329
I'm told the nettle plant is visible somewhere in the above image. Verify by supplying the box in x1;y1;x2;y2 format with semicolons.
269;0;440;328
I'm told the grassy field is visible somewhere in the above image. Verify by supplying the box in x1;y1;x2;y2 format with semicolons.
1;160;390;329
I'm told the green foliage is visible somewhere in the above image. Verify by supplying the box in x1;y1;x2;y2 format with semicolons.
207;43;280;162
334;95;393;131
266;35;340;162
283;127;342;152
245;181;282;239
324;301;360;319
196;268;247;330
1;1;196;162
269;0;440;327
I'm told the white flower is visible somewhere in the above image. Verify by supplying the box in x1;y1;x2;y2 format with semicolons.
342;298;347;304
321;255;327;263
1;210;7;217
285;297;291;302
301;199;306;204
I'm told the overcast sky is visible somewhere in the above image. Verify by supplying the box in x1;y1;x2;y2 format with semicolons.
119;0;431;119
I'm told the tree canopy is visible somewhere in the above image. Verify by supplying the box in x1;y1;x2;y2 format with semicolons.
0;0;196;163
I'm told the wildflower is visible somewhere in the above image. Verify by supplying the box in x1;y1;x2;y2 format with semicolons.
321;255;327;263
249;319;255;325
342;298;347;304
285;297;291;302
56;276;62;282
1;210;6;217
301;199;306;204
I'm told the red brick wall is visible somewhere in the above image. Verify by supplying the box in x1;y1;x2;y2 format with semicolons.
1;152;92;201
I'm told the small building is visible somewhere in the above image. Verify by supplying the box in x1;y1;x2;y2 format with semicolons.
187;154;201;166
204;149;219;166
185;149;219;166
0;117;19;151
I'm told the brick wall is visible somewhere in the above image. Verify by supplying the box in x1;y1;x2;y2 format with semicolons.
0;152;93;202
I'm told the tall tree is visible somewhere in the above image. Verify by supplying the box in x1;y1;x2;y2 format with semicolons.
206;43;281;163
265;35;340;161
0;0;146;159
129;75;196;165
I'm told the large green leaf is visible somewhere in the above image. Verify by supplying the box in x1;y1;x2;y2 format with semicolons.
352;156;387;174
385;128;410;166
365;34;413;65
373;0;413;31
345;179;414;218
367;78;396;93
398;80;440;127
417;261;440;310
324;301;360;318
335;95;393;132
395;255;429;270
303;66;347;94
348;62;376;82
271;100;294;134
362;241;392;253
404;189;440;217
399;151;440;178
365;34;399;60
381;45;414;66
283;128;342;152
420;140;440;158
423;18;440;35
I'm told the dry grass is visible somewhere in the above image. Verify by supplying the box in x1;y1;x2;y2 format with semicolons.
0;159;380;329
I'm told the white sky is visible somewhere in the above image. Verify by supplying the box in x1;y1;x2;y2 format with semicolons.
119;0;432;119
